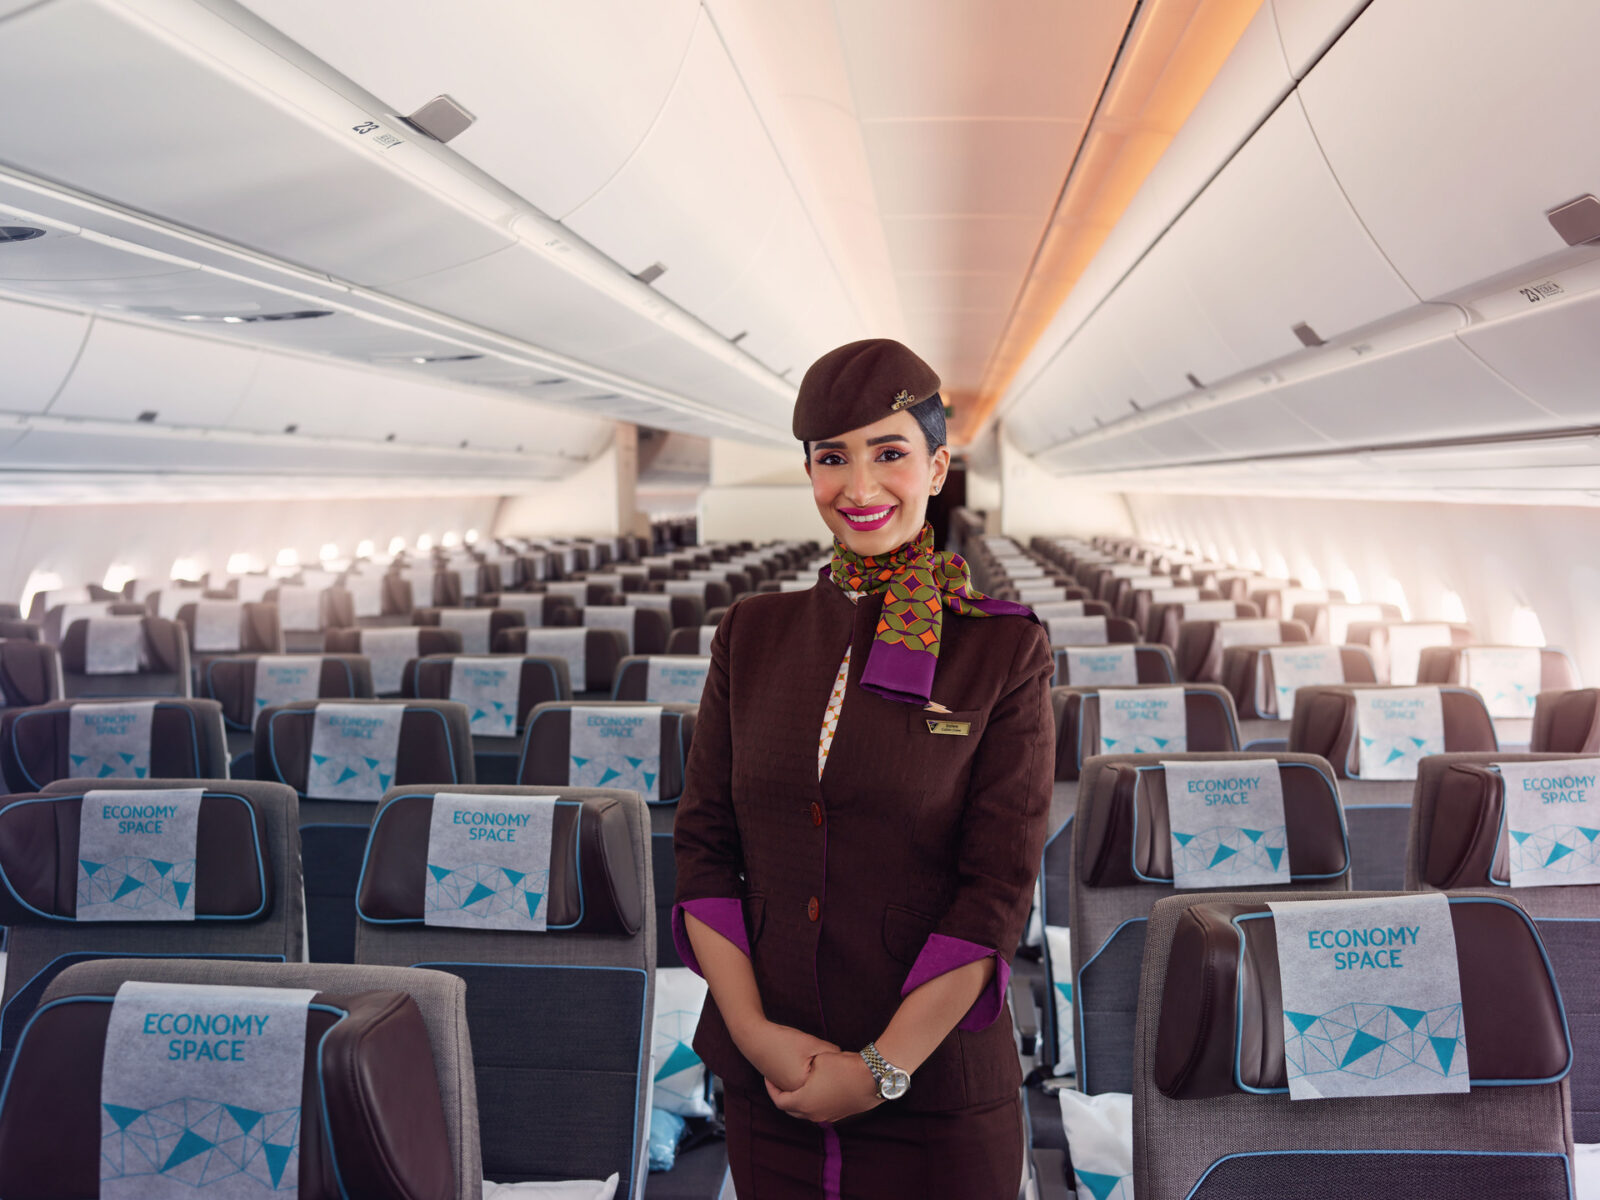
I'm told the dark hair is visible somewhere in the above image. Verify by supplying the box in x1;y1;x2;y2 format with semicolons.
803;393;947;459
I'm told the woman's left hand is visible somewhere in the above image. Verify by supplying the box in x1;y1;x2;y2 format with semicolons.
765;1050;884;1123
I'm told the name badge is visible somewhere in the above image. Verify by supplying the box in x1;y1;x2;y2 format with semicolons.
926;720;971;736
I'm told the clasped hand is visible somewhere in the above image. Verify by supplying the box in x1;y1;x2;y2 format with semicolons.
743;1021;883;1123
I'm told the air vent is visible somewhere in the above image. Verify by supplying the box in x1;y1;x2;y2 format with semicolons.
136;410;157;423
406;354;484;364
176;310;334;324
0;226;46;244
633;262;667;285
534;378;566;386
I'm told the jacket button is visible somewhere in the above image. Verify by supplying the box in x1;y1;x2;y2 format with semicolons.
807;897;820;922
809;802;823;827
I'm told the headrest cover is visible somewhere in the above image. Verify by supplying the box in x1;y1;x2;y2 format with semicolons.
357;791;642;935
0;791;271;922
1079;758;1348;887
1289;686;1497;778
0;988;454;1200
792;338;940;441
1153;896;1569;1099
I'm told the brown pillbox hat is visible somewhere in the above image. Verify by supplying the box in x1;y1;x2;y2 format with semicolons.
791;338;941;441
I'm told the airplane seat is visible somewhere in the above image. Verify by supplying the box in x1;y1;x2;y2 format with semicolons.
0;604;17;622
1288;684;1497;889
412;606;527;656
383;569;438;619
333;572;390;627
20;957;477;1200
1133;588;1217;639
625;590;703;631
1531;688;1600;754
611;653;710;706
483;590;579;628
1291;600;1403;646
434;563;486;609
265;583;354;652
1416;644;1581;749
0;620;41;643
1150;600;1261;651
404;653;573;784
353;785;658;1196
665;624;721;656
540;579;619;607
1250;586;1343;620
257;697;473;963
25;587;93;623
1174;617;1310;684
1042;613;1138;651
1134;889;1573;1200
0;639;64;709
203;653;374;774
1406;750;1600;1144
1052;643;1176;688
323;626;464;698
176;602;285;694
493;626;630;698
1344;620;1475;686
0;779;304;1065
516;699;696;802
581;603;670;657
39;601;147;645
665;578;730;611
1220;644;1379;750
1;696;227;792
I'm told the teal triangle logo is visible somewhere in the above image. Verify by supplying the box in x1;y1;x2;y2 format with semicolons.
492;700;505;710
1152;736;1170;748
378;773;391;790
161;1128;214;1171
626;756;643;769
70;754;87;766
172;881;191;908
1511;830;1532;844
336;767;358;784
135;768;147;779
462;882;495;908
225;1105;262;1134
571;756;589;769
1172;832;1194;846
598;767;621;786
1389;1006;1426;1030
472;709;487;722
1411;736;1428;748
312;753;329;766
1209;844;1238;868
150;860;172;877
1054;981;1073;1003
428;865;453;882
1340;1029;1386;1067
524;891;544;919
502;868;525;885
1285;1011;1319;1034
1103;737;1118;748
1361;736;1375;747
654;1041;701;1081
1385;749;1406;765
119;752;135;764
643;771;657;790
364;757;380;770
113;875;144;900
104;1103;143;1130
1265;846;1284;870
1241;828;1263;843
1580;827;1600;842
1076;1170;1125;1200
1431;1035;1459;1074
80;859;104;877
257;697;267;708
263;1143;293;1188
1547;842;1576;866
98;765;116;778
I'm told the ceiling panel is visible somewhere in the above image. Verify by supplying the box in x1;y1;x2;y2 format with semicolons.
861;118;1083;218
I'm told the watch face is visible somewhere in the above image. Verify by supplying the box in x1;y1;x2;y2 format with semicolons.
880;1069;910;1100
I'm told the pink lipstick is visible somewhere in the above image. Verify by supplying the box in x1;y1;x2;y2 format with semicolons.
838;504;897;531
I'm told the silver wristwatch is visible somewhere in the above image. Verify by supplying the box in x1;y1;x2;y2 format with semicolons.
859;1042;911;1101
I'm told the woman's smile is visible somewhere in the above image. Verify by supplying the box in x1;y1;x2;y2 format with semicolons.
837;504;898;531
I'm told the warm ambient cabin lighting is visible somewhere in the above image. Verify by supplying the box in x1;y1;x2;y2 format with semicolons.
320;543;340;561
1382;578;1412;621
441;531;461;548
1441;590;1469;624
1299;563;1324;591
388;536;407;555
170;557;204;582
464;529;479;545
356;540;375;558
1337;569;1363;604
101;563;136;594
1510;606;1547;647
275;548;299;567
226;553;259;575
19;570;63;615
416;534;434;552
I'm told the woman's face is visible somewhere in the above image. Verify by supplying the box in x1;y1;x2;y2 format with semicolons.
805;408;951;557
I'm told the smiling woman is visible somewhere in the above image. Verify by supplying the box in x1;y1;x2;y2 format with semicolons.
672;338;1054;1199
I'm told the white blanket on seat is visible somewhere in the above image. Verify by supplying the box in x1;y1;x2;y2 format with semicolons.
482;1176;618;1199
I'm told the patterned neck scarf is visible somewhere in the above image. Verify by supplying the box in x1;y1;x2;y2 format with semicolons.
829;523;1033;705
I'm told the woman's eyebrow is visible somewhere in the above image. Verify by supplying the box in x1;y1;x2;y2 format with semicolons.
812;440;846;451
866;434;910;446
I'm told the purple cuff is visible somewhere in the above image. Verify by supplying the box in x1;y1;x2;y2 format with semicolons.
671;897;749;978
899;934;1010;1032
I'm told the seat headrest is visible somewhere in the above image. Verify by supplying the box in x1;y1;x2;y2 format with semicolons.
1051;684;1240;781
0;640;61;706
1153;894;1570;1099
357;789;643;935
1;700;226;793
1218;645;1379;720
0;985;455;1200
259;699;469;800
1076;754;1348;887
0;789;272;922
205;655;374;730
1288;686;1497;778
58;617;184;676
1532;689;1600;754
518;701;697;801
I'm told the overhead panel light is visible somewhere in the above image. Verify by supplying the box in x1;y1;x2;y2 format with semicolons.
173;310;335;324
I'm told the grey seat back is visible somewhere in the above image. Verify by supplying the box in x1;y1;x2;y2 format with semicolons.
517;700;697;803
1134;889;1572;1200
0;639;63;708
1532;688;1600;753
0;778;303;1058
57;615;192;698
1067;752;1350;1093
1407;751;1600;1140
354;784;652;1194
39;957;481;1199
0;697;227;792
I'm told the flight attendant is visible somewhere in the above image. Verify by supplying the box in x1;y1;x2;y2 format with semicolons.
673;339;1053;1198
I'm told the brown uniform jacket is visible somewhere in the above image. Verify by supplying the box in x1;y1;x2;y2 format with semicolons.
673;578;1054;1113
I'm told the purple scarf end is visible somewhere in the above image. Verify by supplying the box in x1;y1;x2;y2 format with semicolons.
860;637;938;706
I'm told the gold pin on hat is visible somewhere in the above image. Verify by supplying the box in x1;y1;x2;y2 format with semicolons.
890;389;916;411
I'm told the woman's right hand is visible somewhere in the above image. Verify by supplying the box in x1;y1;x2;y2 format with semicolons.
737;1020;840;1093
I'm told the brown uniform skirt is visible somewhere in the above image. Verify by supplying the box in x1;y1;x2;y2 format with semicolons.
723;1088;1023;1200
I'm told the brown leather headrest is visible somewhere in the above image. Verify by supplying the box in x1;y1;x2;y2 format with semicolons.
1532;689;1600;754
1078;757;1348;887
1051;685;1240;781
517;703;697;801
0;790;272;922
1288;686;1497;778
0;987;454;1200
357;790;642;935
1;700;227;794
492;628;629;693
58;617;184;675
1154;895;1570;1099
205;656;375;730
1219;646;1379;720
1175;619;1310;684
407;656;566;731
257;700;471;798
0;640;61;706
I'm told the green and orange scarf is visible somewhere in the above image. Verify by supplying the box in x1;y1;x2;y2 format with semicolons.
829;523;1033;705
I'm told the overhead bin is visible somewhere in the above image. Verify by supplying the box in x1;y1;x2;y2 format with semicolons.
0;295;90;414
1269;0;1371;79
1460;256;1600;422
51;319;260;427
1298;0;1600;301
